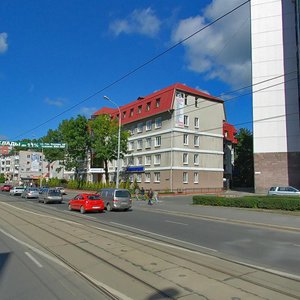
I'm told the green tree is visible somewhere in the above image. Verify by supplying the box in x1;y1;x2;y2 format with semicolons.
41;129;65;163
89;114;129;183
233;128;254;187
58;115;91;182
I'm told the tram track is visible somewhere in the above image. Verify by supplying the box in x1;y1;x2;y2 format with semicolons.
0;199;300;299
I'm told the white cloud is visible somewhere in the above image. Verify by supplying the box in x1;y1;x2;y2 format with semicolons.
0;32;8;54
80;107;98;117
172;0;251;88
110;8;161;37
45;97;65;107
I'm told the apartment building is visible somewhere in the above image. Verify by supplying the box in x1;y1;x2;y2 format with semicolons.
91;83;226;192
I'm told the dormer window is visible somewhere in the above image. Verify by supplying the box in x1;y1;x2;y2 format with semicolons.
123;111;126;118
156;98;160;108
138;105;142;113
130;108;134;117
146;102;151;111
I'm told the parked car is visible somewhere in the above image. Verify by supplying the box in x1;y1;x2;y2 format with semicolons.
10;186;26;196
268;186;300;196
39;188;63;204
97;188;132;211
68;193;105;214
0;184;13;192
55;187;66;195
21;187;39;199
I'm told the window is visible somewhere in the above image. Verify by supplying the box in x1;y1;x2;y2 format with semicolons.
145;155;151;166
184;94;188;105
138;105;142;113
194;135;200;147
183;172;188;183
156;98;160;108
145;173;151;182
137;156;143;166
128;141;134;151
155;117;162;129
145;137;152;148
122;111;126;118
194;117;199;128
154;154;161;165
137;139;143;150
137;123;143;133
129;175;134;183
184;115;189;127
128;156;134;165
146;120;152;131
194;172;199;183
183;134;189;145
154;172;160;182
130;108;134;117
146;102;151;111
155;136;161;147
183;153;188;164
136;174;142;183
130;127;135;135
194;154;199;165
195;97;198;108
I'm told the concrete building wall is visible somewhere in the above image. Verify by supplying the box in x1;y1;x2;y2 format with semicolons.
251;0;300;192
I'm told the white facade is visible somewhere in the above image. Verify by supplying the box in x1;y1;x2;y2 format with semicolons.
251;0;300;191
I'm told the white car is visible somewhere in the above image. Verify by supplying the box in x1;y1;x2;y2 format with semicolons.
268;186;300;196
10;186;26;196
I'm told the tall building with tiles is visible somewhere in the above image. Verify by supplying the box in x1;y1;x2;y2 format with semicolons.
251;0;300;192
91;83;226;193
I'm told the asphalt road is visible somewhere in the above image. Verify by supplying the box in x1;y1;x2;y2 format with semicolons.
1;191;299;278
0;227;109;300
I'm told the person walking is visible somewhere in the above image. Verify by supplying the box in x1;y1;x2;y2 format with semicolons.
140;187;145;200
135;187;140;200
147;188;154;205
154;191;159;204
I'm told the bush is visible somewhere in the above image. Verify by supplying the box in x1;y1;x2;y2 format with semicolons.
192;195;300;211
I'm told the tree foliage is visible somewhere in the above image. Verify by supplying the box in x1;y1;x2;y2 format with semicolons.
41;129;65;163
89;114;129;182
58;115;91;179
233;128;254;187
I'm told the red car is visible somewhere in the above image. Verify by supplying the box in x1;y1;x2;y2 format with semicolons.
0;184;13;192
68;193;105;214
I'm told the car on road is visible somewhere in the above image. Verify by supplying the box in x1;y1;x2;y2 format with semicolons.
97;188;132;211
21;187;39;199
9;186;26;196
68;193;105;214
0;184;13;192
268;186;300;196
55;187;66;195
38;188;63;204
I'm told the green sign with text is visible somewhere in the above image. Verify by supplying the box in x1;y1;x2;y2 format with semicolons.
0;140;66;149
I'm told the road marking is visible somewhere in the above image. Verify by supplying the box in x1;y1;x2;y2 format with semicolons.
25;252;43;268
293;244;300;247
165;220;188;226
110;222;216;252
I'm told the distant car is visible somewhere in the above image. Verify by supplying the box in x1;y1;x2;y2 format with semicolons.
10;186;26;196
268;186;300;196
55;187;66;195
21;188;39;199
39;188;63;204
68;193;105;214
0;184;13;192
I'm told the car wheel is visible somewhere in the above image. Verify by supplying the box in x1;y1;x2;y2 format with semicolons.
80;206;85;214
68;204;72;211
106;203;112;212
44;200;48;204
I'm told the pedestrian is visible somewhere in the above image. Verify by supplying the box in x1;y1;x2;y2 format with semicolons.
154;191;159;204
140;187;145;200
135;187;140;200
147;188;154;205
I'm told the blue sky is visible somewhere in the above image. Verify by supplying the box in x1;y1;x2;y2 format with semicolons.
0;0;252;141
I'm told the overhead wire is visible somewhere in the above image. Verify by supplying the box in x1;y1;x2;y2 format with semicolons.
13;0;250;139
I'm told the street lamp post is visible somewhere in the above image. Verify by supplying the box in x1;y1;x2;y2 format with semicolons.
103;96;121;188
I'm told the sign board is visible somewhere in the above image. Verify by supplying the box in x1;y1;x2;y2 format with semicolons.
126;166;145;173
174;94;184;128
0;140;66;149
